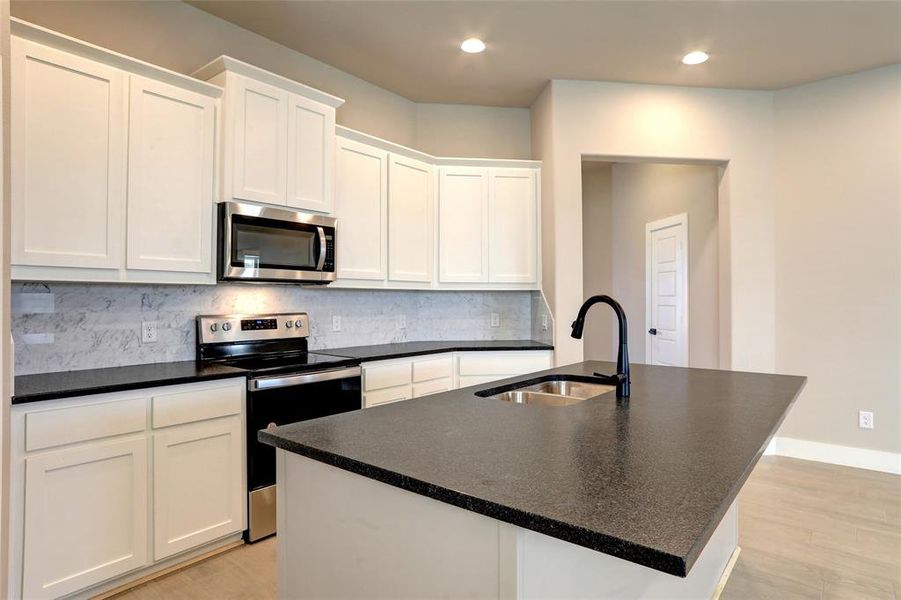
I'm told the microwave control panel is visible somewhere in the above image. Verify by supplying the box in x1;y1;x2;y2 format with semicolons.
324;233;335;272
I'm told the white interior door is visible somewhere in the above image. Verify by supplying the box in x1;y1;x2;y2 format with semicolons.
646;214;688;367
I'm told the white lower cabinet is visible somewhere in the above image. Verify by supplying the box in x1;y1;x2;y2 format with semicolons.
362;350;553;407
22;437;149;600
10;378;246;599
152;415;244;560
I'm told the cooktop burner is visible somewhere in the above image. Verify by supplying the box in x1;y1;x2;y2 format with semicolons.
222;351;358;377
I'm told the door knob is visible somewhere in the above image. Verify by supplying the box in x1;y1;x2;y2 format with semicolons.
648;328;657;335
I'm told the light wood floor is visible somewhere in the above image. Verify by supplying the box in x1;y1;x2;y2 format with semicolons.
114;456;900;599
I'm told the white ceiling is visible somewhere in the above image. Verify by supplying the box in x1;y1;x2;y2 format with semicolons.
188;0;901;107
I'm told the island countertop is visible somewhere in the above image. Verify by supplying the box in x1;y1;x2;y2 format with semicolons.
259;361;805;577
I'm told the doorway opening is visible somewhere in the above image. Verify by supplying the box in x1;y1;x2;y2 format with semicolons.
581;160;720;368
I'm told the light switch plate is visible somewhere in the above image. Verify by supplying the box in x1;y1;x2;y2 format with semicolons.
490;313;500;328
332;315;342;332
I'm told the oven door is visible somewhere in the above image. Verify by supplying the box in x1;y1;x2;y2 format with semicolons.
219;201;336;283
245;366;361;541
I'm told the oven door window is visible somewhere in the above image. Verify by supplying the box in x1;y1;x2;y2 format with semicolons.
231;215;320;271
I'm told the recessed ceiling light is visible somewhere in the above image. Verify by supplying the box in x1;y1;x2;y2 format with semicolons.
461;38;486;54
682;51;709;65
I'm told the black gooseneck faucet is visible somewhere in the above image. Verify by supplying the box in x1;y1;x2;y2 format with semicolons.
571;295;631;398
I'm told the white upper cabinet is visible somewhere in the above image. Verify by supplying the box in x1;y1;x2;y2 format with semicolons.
127;76;216;273
10;20;222;284
439;166;489;283
335;136;388;280
11;38;127;270
230;76;288;206
194;56;344;214
388;154;433;283
287;93;336;213
488;168;539;283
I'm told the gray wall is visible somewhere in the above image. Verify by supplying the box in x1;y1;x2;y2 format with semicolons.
11;283;535;375
773;65;900;453
581;163;614;361
11;0;532;159
581;162;719;368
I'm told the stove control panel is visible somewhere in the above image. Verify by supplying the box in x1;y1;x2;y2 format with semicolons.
197;313;309;344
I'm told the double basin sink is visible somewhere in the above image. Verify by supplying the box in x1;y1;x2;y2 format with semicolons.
476;377;616;407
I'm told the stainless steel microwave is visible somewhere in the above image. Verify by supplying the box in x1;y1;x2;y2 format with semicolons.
218;201;336;284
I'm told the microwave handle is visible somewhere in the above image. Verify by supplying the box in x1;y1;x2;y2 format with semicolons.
316;226;326;270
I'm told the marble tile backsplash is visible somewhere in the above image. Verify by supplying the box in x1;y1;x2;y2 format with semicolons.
11;283;550;375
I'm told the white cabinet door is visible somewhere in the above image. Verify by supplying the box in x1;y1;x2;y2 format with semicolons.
231;75;288;205
127;76;216;273
438;167;489;283
335;137;388;280
389;154;433;283
153;415;244;560
286;93;335;213
489;168;538;283
11;38;127;269
22;437;149;599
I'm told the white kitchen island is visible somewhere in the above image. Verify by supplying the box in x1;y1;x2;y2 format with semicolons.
260;361;805;599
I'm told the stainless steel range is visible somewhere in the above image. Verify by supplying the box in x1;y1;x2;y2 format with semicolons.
196;313;361;542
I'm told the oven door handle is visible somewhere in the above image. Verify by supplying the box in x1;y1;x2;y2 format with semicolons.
316;226;327;271
248;366;361;391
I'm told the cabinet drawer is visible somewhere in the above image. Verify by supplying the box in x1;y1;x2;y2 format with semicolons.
152;381;243;429
412;377;453;398
364;384;412;408
25;396;147;452
412;355;452;383
456;351;552;376
363;361;412;391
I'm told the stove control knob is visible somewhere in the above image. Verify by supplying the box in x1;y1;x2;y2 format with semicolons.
210;323;218;332
285;320;293;328
294;320;303;329
222;322;232;332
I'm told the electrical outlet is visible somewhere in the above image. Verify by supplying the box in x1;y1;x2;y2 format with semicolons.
859;410;874;430
141;321;158;344
541;314;549;331
332;315;342;332
490;313;500;328
397;315;406;330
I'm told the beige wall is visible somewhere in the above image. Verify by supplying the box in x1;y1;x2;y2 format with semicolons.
415;103;531;159
580;163;614;361
774;65;901;454
10;0;532;159
610;163;719;368
535;80;773;370
581;163;719;367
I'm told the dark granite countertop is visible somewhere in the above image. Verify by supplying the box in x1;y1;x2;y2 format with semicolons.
259;361;805;577
12;361;248;404
322;339;553;361
12;340;552;404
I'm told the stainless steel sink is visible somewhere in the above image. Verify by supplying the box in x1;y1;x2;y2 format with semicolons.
481;378;616;407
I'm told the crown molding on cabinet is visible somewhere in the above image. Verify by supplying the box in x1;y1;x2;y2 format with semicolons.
11;18;222;98
335;125;541;169
193;55;345;108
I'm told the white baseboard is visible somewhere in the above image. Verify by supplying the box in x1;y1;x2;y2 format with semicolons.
764;436;901;475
